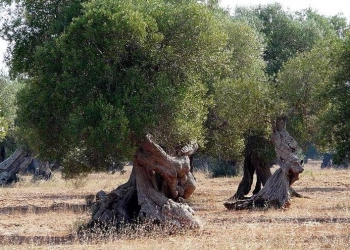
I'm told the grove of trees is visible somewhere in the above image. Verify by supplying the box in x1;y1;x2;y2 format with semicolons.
1;0;350;228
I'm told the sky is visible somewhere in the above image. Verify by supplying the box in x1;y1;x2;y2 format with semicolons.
1;0;350;73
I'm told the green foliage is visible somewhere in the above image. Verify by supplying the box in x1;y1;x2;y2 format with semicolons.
200;157;239;178
6;0;349;173
0;75;20;141
318;33;350;164
233;3;350;161
14;0;229;177
205;20;271;160
244;131;276;165
234;3;342;76
208;77;272;160
0;0;85;76
275;39;339;149
5;1;278;172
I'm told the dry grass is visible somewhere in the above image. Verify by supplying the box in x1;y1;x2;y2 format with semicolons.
0;160;349;249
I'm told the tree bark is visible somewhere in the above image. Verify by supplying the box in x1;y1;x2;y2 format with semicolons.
232;151;272;199
0;148;52;184
88;134;200;229
30;159;53;181
224;116;304;210
0;145;5;163
0;148;33;185
231;135;274;199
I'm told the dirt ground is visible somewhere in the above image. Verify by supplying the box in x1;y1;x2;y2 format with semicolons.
0;160;349;249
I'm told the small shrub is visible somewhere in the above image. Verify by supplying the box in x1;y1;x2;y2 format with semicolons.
210;159;239;178
194;157;240;178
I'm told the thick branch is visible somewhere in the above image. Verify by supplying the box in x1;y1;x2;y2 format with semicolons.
271;116;304;183
136;134;196;199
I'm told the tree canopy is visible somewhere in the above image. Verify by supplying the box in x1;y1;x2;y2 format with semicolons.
10;0;241;178
234;3;346;77
2;0;350;173
0;0;84;76
0;75;19;141
275;39;339;149
317;33;350;164
233;3;350;158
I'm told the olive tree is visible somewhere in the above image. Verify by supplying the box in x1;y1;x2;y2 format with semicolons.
225;3;348;201
318;33;350;165
3;0;236;228
234;3;344;77
275;40;339;149
0;75;20;160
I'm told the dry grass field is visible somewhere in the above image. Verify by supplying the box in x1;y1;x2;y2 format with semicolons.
0;160;349;249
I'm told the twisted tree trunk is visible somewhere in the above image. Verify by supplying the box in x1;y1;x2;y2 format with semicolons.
88;134;200;229
231;135;274;199
0;149;53;185
224;116;304;210
0;148;32;185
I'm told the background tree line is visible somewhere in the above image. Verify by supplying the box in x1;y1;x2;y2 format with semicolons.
1;0;350;178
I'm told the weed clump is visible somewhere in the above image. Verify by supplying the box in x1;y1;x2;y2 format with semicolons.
75;219;193;243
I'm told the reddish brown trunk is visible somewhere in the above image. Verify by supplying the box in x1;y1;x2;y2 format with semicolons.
88;134;200;229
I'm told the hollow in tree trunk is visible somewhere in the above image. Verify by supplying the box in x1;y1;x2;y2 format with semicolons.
88;134;200;229
224;116;304;210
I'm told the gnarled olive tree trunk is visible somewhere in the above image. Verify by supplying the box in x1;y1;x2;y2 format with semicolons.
224;116;304;210
88;134;200;229
0;148;32;185
231;135;274;199
0;148;53;185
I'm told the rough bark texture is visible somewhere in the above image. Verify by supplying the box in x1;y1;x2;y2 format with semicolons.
0;148;33;185
232;135;273;199
233;154;272;199
0;146;5;163
224;116;304;210
0;149;52;185
29;159;53;181
88;134;200;229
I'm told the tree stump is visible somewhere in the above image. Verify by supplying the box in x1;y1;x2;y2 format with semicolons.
224;116;304;210
87;134;200;229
